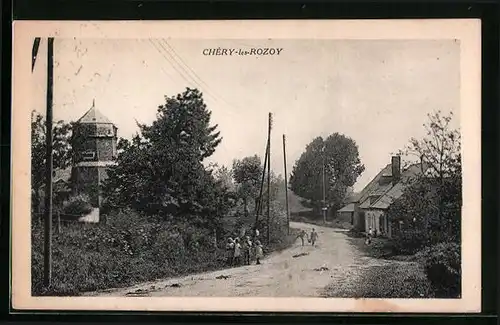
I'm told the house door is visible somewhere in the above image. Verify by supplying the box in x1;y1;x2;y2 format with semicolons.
380;214;386;235
358;211;366;231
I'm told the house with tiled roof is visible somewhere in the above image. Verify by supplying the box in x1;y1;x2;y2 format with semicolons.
336;191;360;224
341;156;426;238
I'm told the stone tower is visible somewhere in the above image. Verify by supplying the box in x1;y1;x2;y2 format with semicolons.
71;100;117;208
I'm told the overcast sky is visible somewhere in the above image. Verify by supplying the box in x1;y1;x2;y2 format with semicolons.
31;38;460;192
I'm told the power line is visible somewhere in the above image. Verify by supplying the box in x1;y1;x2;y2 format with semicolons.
148;39;188;86
150;39;239;118
161;39;241;110
155;40;207;92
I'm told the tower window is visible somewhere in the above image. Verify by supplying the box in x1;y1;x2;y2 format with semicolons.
82;151;95;160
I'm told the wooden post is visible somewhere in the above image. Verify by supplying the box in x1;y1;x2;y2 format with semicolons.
43;37;55;287
267;113;272;244
322;143;327;224
254;142;269;231
32;37;41;72
283;135;290;235
56;211;61;234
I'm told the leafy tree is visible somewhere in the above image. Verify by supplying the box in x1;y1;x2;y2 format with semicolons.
31;110;72;214
289;133;365;213
388;110;462;248
102;88;226;229
211;164;235;192
232;155;263;217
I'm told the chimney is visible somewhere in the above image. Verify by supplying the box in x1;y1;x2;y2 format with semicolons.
391;156;401;185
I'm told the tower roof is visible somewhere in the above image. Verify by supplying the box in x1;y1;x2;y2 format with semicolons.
76;100;113;124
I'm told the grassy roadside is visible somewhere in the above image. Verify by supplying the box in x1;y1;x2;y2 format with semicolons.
323;262;433;298
32;221;300;296
322;235;433;298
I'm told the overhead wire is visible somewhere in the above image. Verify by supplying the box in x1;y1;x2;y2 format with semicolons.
151;39;240;118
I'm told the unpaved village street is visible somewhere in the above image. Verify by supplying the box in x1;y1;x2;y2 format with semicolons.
87;222;417;297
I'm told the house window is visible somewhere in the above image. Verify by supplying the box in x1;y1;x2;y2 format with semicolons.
82;151;95;160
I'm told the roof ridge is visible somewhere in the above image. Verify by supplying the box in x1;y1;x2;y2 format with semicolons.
76;101;113;124
369;182;397;207
357;163;391;202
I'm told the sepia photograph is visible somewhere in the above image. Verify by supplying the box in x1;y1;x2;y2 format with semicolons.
12;20;481;312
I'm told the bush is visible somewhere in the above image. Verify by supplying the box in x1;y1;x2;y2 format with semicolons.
32;206;297;296
392;229;428;255
416;242;461;298
62;194;93;216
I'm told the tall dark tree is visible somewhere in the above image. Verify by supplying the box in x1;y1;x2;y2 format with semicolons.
232;155;263;217
290;133;365;213
102;88;225;229
31;110;72;213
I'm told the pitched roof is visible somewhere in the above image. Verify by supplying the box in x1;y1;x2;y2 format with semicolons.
76;102;113;124
53;179;71;192
54;167;72;182
369;163;425;210
338;203;355;212
356;164;392;204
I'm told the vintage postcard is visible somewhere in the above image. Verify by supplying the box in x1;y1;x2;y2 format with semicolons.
12;20;481;313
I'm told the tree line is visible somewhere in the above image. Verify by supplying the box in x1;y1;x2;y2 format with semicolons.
31;88;287;237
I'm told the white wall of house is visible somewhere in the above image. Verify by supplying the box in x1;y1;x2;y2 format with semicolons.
364;210;384;235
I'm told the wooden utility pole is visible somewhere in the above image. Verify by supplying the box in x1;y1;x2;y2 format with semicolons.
283;134;290;235
267;113;272;244
43;37;55;287
254;142;269;231
32;37;41;72
56;211;61;234
322;144;327;224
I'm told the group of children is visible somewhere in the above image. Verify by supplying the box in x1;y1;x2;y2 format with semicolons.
225;232;264;266
296;228;319;247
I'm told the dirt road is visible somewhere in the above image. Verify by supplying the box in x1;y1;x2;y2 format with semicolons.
89;222;403;297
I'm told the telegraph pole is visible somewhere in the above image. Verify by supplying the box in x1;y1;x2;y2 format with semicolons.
32;37;41;72
254;142;269;231
283;134;290;235
322;144;327;224
267;113;272;244
43;37;55;287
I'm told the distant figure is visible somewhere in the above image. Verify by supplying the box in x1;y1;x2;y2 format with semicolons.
365;227;373;245
242;236;252;265
225;237;235;265
310;228;318;246
254;240;264;265
296;229;308;246
233;237;242;266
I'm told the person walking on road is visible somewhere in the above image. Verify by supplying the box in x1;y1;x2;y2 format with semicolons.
296;229;308;246
310;228;318;246
254;240;264;265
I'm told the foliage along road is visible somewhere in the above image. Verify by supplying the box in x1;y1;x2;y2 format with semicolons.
87;222;414;297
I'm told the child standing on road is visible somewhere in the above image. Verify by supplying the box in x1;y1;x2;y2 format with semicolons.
225;237;235;265
310;228;318;246
254;240;264;265
365;227;373;245
233;237;242;266
242;236;252;265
